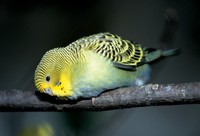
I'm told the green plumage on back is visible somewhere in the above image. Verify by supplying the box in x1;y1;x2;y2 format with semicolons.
34;32;179;100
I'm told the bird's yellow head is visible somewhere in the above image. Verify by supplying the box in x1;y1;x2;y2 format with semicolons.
34;48;73;98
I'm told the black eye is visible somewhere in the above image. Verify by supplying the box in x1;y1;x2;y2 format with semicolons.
46;76;50;82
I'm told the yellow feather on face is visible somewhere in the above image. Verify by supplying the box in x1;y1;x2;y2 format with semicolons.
34;32;179;100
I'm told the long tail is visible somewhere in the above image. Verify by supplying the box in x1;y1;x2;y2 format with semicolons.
144;48;180;63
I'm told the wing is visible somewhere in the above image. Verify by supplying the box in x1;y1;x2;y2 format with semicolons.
82;32;146;71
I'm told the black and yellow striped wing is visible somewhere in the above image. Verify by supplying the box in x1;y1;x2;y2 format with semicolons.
83;33;146;71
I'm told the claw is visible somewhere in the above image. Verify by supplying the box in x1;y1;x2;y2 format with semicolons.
92;98;96;106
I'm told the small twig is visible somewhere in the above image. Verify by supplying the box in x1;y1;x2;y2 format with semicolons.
0;82;200;111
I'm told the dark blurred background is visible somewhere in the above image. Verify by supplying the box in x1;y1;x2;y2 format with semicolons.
0;0;200;136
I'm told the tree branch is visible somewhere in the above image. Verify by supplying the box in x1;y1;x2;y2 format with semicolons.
0;82;200;111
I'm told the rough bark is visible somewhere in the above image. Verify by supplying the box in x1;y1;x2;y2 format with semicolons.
0;82;200;111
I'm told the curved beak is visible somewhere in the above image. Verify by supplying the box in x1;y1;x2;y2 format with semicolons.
44;88;53;96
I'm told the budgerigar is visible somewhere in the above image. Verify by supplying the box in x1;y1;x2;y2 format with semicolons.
34;32;178;100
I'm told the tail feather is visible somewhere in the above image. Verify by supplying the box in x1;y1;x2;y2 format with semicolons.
145;48;180;63
161;48;180;56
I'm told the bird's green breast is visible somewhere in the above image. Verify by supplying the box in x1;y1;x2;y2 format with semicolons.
69;50;151;99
